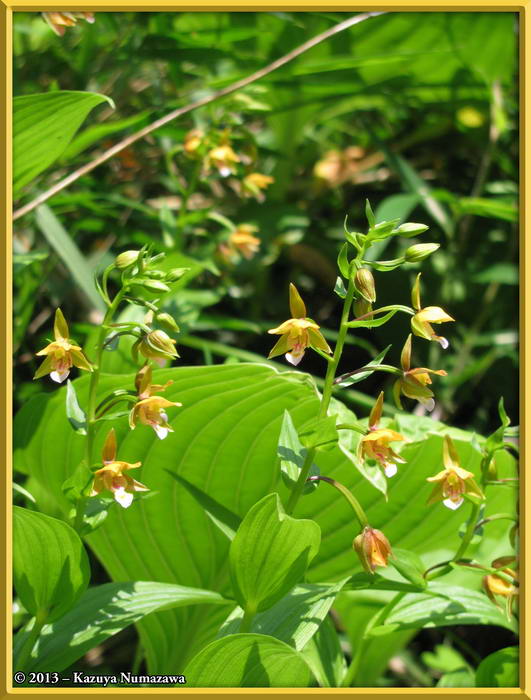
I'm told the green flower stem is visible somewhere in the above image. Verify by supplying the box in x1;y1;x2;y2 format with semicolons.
319;277;356;416
452;502;481;563
285;277;357;516
14;614;47;671
239;605;256;633
307;476;368;528
285;446;317;515
425;501;481;582
341;592;407;687
73;286;128;533
336;422;366;435
475;513;517;531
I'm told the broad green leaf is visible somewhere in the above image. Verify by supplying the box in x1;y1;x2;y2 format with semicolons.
475;646;518;687
35;205;106;311
217;579;348;651
389;548;427;589
13;507;89;624
229;492;321;613
167;472;241;541
301;616;347;687
15;581;233;673
13;90;113;195
184;633;313;687
366;582;516;636
66;380;87;435
14;365;517;674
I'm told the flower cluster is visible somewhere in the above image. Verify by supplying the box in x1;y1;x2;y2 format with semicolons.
33;246;185;512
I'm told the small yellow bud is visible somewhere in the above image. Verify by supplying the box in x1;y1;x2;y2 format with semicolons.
404;243;440;263
354;268;376;303
115;250;140;269
354;299;373;318
136;279;171;293
165;268;189;282
156;312;180;333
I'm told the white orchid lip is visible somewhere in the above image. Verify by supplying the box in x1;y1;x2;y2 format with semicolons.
114;487;134;509
153;424;170;440
286;350;304;366
384;464;398;478
443;497;463;510
50;369;70;383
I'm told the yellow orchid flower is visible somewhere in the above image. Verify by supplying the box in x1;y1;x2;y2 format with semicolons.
129;365;182;440
34;308;92;384
90;429;148;508
358;392;406;478
222;224;261;262
207;144;240;177
243;173;274;200
183;129;204;155
411;273;454;349
267;283;331;366
353;526;393;574
483;556;518;619
393;334;447;411
426;435;484;510
42;12;95;36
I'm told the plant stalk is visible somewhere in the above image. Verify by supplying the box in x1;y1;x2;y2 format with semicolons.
73;286;128;532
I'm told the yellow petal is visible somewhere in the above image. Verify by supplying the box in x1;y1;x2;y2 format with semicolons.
400;334;412;372
267;333;292;359
33;354;54;380
368;391;384;429
416;306;455;323
411;273;422;311
70;348;93;372
307;327;332;354
289;283;307;318
54;308;70;340
102;429;117;464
